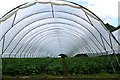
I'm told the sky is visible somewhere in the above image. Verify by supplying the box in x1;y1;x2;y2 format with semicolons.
0;0;120;27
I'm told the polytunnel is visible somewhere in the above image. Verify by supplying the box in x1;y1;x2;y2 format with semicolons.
0;0;120;58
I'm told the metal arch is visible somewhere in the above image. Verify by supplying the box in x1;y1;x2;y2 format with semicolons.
85;13;114;51
27;39;56;58
26;35;87;57
15;29;62;56
1;2;28;19
0;10;91;41
26;29;95;57
1;0;119;57
22;28;92;57
7;21;104;56
26;24;102;53
89;37;102;53
67;1;109;32
66;0;120;49
39;33;92;53
15;31;81;57
12;22;102;56
1;6;108;53
26;35;78;57
1;9;103;44
0;11;93;46
30;30;99;54
35;36;97;57
1;16;47;53
28;36;77;57
14;27;85;57
11;12;18;31
30;30;92;53
30;33;92;57
5;27;100;57
2;37;5;55
3;17;106;54
109;34;115;52
18;22;102;55
1;0;119;47
100;34;108;52
22;30;90;57
13;11;90;28
0;0;100;26
54;1;120;48
25;33;72;57
19;18;97;46
15;32;55;56
19;30;67;57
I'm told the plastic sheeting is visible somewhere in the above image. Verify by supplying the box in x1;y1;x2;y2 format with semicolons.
112;29;120;42
0;0;120;58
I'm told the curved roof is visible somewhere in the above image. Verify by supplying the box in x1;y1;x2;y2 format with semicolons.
0;0;120;57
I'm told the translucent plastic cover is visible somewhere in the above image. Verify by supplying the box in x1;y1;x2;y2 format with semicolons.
0;0;120;57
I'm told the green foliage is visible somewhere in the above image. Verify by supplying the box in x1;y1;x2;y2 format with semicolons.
105;23;120;32
2;58;55;76
46;59;63;75
2;56;120;76
58;54;68;58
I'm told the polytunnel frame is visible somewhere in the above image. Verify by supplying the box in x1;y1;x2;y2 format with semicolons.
23;20;103;55
3;16;103;53
4;20;104;57
1;17;113;57
15;28;93;57
25;30;94;57
28;24;101;54
0;0;120;58
17;23;99;57
12;21;101;57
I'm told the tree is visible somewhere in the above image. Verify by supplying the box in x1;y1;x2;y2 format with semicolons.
105;23;116;32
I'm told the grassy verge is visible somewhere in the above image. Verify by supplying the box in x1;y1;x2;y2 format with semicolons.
2;73;120;79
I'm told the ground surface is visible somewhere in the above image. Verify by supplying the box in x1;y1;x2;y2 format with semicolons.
2;73;120;80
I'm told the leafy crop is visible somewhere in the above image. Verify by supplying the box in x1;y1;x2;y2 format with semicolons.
2;56;120;76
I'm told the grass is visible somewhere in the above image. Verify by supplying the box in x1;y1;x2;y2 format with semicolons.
2;73;120;79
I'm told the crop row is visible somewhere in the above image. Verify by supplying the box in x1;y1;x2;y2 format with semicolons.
2;56;120;76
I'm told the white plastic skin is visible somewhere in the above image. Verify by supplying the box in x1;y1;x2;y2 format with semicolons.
0;0;119;57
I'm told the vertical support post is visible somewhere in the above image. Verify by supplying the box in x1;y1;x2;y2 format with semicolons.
0;32;3;80
109;34;120;67
100;34;116;72
109;34;115;54
2;37;5;56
